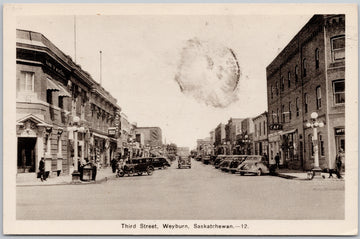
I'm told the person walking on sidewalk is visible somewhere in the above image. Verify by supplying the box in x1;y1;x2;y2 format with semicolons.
111;158;117;173
39;158;46;182
335;148;344;179
275;153;280;169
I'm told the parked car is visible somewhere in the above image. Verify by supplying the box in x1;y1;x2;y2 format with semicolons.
219;159;233;172
151;157;171;169
228;155;248;174
195;156;202;161
214;155;227;168
236;155;270;176
178;156;191;169
202;155;211;164
117;158;154;177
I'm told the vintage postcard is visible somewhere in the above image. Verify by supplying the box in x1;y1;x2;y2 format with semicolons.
3;3;358;235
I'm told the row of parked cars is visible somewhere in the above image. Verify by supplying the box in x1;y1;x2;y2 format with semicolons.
116;157;171;177
210;154;275;176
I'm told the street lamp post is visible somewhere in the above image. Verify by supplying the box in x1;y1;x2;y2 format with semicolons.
71;116;85;183
306;112;324;176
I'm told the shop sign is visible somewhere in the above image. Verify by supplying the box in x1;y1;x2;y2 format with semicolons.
269;124;283;130
335;128;345;135
108;127;116;136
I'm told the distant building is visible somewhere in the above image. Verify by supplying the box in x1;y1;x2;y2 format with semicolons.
252;112;268;156
214;123;226;155
196;138;212;156
267;15;345;170
134;127;163;147
225;118;243;154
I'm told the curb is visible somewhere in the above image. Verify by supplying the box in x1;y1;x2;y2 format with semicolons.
16;174;117;187
275;173;299;180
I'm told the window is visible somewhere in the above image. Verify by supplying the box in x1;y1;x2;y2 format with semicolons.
276;108;279;123
315;48;320;69
46;90;53;105
296;97;299;117
333;80;345;104
271;85;273;99
331;35;345;60
288;71;291;88
303;58;307;77
282;105;285;123
319;134;325;156
263;121;266;135
255;124;257;137
281;76;284;91
272;111;275;124
288;102;292;120
58;96;64;109
316;86;322;109
304;93;308;113
18;71;34;92
276;82;279;95
295;65;299;83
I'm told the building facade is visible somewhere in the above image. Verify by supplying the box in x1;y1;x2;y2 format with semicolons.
267;15;345;170
252;112;268;157
16;29;121;179
214;123;226;155
225;118;243;155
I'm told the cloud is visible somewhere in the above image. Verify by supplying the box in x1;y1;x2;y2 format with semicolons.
175;38;241;108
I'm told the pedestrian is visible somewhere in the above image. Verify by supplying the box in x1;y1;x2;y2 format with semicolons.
335;148;344;179
275;153;280;169
111;158;117;173
39;158;46;182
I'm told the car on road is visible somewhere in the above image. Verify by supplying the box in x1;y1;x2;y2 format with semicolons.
219;159;234;172
214;155;227;168
228;155;248;174
117;158;154;177
202;155;211;164
178;156;191;169
151;157;171;169
236;155;270;176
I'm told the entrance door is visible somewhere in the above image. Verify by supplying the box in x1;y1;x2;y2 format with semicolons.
336;136;345;152
17;137;37;173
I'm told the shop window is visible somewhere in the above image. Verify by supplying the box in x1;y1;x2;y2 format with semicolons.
303;58;307;77
331;35;345;60
295;65;299;83
316;86;322;109
288;71;291;88
333;80;345;104
315;48;320;69
18;71;34;92
296;97;299;117
319;134;325;156
304;93;308;113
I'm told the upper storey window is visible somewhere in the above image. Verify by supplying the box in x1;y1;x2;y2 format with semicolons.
18;71;34;92
331;35;345;61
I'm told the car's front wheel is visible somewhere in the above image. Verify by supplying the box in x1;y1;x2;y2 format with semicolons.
128;169;134;177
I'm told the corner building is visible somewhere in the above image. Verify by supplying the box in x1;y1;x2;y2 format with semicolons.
267;15;345;170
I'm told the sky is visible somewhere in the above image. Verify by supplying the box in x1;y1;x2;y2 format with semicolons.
17;14;312;149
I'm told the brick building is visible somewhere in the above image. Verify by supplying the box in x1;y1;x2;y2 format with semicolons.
267;15;345;170
16;29;121;179
225;118;243;154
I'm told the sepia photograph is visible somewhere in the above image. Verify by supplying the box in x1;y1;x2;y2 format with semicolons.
3;3;358;235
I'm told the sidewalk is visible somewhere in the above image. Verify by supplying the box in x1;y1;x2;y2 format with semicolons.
276;168;345;181
16;167;117;187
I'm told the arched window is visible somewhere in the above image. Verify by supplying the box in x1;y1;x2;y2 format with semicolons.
303;58;307;77
295;65;299;82
315;48;320;69
288;71;291;88
316;86;322;109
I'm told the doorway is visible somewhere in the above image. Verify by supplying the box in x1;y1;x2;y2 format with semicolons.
17;137;37;173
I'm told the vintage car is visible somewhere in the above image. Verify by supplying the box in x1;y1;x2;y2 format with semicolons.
228;155;248;174
178;156;191;169
236;155;270;176
151;157;171;169
202;155;211;164
117;158;154;177
219;159;234;172
214;155;227;168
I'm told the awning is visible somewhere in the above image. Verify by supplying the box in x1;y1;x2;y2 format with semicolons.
57;84;71;97
47;78;60;91
280;129;297;135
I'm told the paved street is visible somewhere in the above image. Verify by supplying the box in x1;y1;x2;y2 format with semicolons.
17;160;344;220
